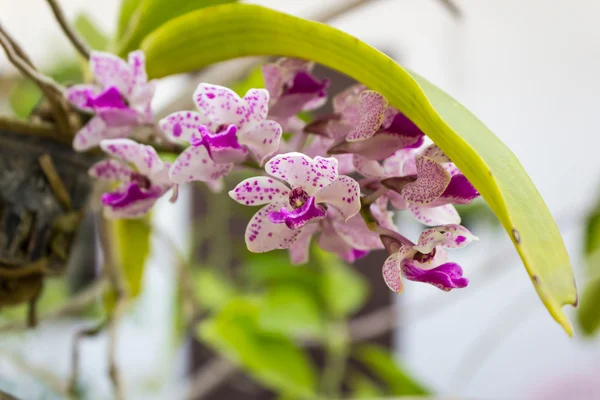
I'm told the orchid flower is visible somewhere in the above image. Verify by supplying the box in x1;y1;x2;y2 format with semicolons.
66;51;155;151
89;139;172;218
160;84;283;186
306;84;424;159
356;144;479;226
229;152;361;253
288;197;395;264
381;224;478;293
262;58;330;131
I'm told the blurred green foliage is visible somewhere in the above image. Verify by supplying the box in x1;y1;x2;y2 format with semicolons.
577;197;600;336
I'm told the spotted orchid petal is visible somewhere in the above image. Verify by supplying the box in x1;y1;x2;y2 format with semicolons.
246;201;303;252
65;84;99;111
73;117;133;151
90;51;136;97
437;174;480;205
128;50;148;88
408;204;461;226
268;196;327;230
265;153;338;196
237;119;282;165
371;197;396;231
314;175;360;220
289;223;320;265
169;144;233;184
159;111;206;142
379;111;425;148
401;155;451;205
263;58;312;99
89;159;135;182
333;84;365;117
194;84;269;131
229;176;289;206
102;184;166;219
421;143;451;163
401;259;468;291
318;219;368;263
413;224;479;254
382;253;404;293
100;139;166;178
346;91;388;141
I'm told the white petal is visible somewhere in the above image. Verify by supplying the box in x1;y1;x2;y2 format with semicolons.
229;176;289;206
237;119;282;165
314;175;361;220
408;204;461;226
265;152;338;195
169;145;233;184
245;202;303;252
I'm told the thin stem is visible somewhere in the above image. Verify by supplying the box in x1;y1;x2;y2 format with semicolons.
320;321;350;398
39;154;73;211
45;0;91;59
186;358;237;400
360;185;388;207
0;24;71;136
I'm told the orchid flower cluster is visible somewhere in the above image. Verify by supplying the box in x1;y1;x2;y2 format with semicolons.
68;51;481;294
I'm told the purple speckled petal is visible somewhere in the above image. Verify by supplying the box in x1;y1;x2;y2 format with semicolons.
242;88;270;124
229;176;289;206
262;58;313;100
100;138;165;177
169;144;233;184
89;159;134;182
333;83;365;115
159;111;207;142
346;91;388;141
194;83;245;129
380;111;425;146
288;223;320;265
90;51;134;96
382;254;404;293
371;197;396;231
72;116;133;151
202;124;248;164
420;144;451;163
246;201;303;252
128;50;148;88
87;86;127;109
438;174;479;205
268;196;326;230
318;218;356;261
314;175;360;220
88;87;138;127
401;156;451;205
65;84;99;110
265;152;338;196
408;204;461;226
401;259;468;291
128;80;155;115
414;224;479;254
237;119;282;165
102;184;167;219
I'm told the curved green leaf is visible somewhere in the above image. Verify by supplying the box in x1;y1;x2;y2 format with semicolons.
116;0;143;40
141;4;577;334
116;0;238;54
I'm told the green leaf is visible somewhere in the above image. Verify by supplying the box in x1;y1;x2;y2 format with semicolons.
231;65;265;97
9;80;41;118
258;284;324;339
74;14;109;51
585;203;600;261
198;298;317;397
576;275;600;336
316;249;368;318
141;3;577;334
192;268;235;311
104;218;151;310
117;0;238;55
354;345;429;396
242;252;321;292
348;370;385;398
116;0;143;40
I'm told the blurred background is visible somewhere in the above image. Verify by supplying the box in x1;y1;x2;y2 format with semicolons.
1;0;600;399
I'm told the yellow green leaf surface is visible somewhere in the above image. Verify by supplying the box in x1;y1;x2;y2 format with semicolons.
137;4;577;334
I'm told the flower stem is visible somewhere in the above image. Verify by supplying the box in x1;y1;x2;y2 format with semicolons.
320;320;350;398
45;0;91;59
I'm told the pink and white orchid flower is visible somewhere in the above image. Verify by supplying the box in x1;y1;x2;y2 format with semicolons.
66;51;155;151
306;84;424;160
381;224;478;293
229;152;361;253
262;58;330;132
160;84;283;187
89;139;172;218
356;144;479;226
